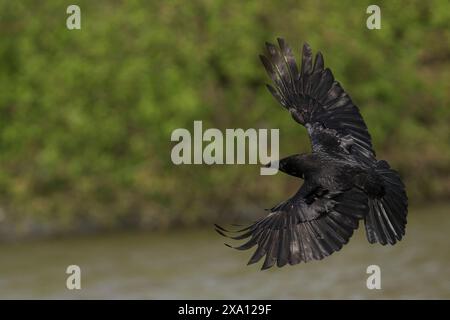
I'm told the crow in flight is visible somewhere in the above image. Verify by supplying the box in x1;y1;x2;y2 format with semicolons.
216;39;408;270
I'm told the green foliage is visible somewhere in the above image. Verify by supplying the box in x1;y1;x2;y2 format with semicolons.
0;0;449;238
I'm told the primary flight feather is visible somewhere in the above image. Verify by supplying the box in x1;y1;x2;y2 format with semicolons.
216;38;408;270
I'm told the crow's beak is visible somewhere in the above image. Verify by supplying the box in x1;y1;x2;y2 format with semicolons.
263;160;279;169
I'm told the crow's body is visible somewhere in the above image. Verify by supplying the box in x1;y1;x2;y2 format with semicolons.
216;39;408;269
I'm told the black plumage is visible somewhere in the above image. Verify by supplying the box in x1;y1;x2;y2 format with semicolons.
216;39;408;269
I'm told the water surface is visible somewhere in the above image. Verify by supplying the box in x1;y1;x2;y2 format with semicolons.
0;204;449;299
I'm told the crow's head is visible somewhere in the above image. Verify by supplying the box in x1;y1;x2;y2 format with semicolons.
264;154;306;179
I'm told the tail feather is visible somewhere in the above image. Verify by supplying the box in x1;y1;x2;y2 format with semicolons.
365;160;408;245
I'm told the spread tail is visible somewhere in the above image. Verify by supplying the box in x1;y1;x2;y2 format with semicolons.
364;160;408;245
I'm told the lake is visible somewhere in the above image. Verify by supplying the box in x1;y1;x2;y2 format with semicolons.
0;204;449;299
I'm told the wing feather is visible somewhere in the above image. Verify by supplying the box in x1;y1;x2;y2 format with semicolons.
261;39;376;165
216;182;367;269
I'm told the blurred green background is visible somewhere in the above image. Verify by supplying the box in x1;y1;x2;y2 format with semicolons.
1;0;448;239
0;0;449;299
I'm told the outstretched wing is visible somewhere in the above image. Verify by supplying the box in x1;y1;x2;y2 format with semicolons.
216;182;368;269
260;38;376;166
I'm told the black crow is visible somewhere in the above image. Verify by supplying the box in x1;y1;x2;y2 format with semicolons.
216;39;408;270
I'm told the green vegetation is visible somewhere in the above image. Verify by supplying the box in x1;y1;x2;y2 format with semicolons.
0;1;449;238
